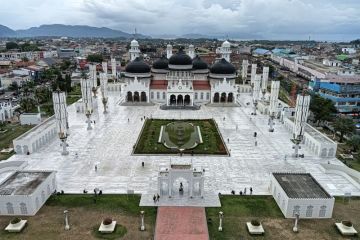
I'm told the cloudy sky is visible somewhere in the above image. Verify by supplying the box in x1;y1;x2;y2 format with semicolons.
0;0;359;41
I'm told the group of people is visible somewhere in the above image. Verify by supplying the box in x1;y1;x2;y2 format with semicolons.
231;187;253;195
153;194;160;202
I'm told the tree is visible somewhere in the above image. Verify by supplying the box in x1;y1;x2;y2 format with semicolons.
6;42;19;50
333;116;355;142
87;54;103;63
8;81;19;92
60;60;71;71
347;135;360;152
34;86;51;104
20;98;37;113
65;74;72;92
309;94;337;125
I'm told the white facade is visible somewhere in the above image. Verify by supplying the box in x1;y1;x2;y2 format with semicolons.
0;171;56;216
13;116;57;154
270;173;335;219
19;113;41;125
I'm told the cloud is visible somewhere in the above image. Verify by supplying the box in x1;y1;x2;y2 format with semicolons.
0;0;359;40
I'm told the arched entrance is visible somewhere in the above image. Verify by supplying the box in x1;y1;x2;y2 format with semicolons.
184;95;191;105
177;95;184;106
140;92;147;102
170;95;176;105
133;91;140;102
220;92;226;103
127;91;133;102
213;92;219;103
228;92;233;103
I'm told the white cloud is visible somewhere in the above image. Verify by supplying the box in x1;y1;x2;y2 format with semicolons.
0;0;359;40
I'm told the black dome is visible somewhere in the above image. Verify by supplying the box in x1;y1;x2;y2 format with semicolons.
192;55;208;70
125;57;150;73
152;56;168;69
210;58;236;74
169;49;192;65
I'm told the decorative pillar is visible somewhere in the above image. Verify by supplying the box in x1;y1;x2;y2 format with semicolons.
250;63;257;85
100;73;108;113
218;211;224;232
269;81;280;116
81;78;93;130
52;90;69;155
111;58;117;79
241;60;249;84
64;210;70;230
89;64;98;97
261;66;269;100
253;74;261;102
140;211;145;231
292;93;310;157
102;61;108;75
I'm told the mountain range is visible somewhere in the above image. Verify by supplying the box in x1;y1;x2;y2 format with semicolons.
0;24;149;39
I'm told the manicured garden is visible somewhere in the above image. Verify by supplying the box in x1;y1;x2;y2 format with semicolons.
133;119;228;155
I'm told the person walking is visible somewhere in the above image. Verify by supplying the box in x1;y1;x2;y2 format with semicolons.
157;193;160;202
244;187;247;195
153;195;156;203
250;187;253;195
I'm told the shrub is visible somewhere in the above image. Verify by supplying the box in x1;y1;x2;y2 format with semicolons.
342;220;353;227
251;220;260;226
11;217;21;224
103;218;113;225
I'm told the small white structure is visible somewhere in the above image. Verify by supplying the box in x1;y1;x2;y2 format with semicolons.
98;220;117;233
0;102;15;122
5;219;27;232
270;173;335;219
158;164;204;198
13;117;57;154
19;113;41;125
246;222;265;235
0;171;56;216
335;222;358;236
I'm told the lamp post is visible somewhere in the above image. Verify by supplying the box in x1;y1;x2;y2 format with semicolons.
64;210;70;230
218;211;224;232
140;211;145;231
293;213;299;232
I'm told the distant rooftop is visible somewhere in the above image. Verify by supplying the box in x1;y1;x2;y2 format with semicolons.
273;173;331;199
0;171;52;195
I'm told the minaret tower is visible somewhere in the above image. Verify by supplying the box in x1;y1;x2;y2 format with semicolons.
220;40;231;62
166;44;173;59
129;39;140;61
188;44;195;59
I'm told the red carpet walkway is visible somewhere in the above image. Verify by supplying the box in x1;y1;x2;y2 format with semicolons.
155;206;209;240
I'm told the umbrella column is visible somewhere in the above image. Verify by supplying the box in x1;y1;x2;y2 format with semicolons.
81;78;93;130
100;73;108;113
52;90;69;155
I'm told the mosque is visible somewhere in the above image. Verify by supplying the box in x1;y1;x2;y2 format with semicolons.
123;40;238;106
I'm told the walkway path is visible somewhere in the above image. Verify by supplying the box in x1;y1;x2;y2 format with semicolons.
155;207;209;240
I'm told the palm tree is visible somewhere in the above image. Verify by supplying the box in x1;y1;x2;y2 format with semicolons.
20;98;37;113
347;135;360;152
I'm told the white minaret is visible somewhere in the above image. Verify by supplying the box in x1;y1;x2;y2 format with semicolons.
166;44;173;59
251;63;257;85
100;73;108;113
52;90;69;155
111;58;117;79
262;67;269;91
292;94;310;157
269;81;280;115
220;40;231;62
102;61;108;75
80;78;93;130
253;74;262;101
188;44;195;59
241;60;249;84
129;39;140;61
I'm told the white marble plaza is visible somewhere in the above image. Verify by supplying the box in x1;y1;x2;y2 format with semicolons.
3;92;360;196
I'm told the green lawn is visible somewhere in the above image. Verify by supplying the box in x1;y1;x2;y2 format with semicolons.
207;195;283;239
0;123;33;160
133;119;228;155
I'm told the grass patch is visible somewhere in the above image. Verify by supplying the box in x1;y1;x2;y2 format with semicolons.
92;224;127;239
133;119;227;155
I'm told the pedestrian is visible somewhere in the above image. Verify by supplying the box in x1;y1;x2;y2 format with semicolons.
250;187;253;195
254;132;257;137
141;117;143;121
128;118;129;123
95;164;97;172
94;120;96;124
240;191;243;195
255;140;257;146
153;195;156;203
244;187;247;195
223;117;226;121
157;193;160;202
227;138;229;143
142;162;144;167
284;155;287;161
236;125;238;131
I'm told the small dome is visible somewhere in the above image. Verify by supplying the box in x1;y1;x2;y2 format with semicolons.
125;57;150;74
131;39;139;47
210;58;236;74
169;48;192;65
152;56;168;69
192;55;208;70
222;40;230;48
167;44;172;48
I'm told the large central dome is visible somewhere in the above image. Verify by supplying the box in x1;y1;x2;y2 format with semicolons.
168;49;192;66
210;58;236;75
125;57;150;74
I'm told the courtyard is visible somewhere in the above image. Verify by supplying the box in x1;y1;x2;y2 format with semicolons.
1;92;359;196
134;119;227;155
